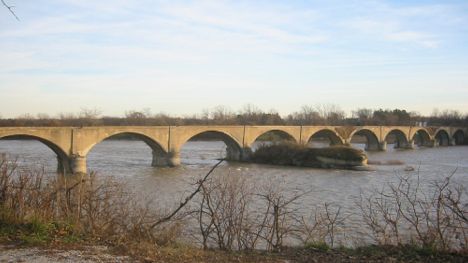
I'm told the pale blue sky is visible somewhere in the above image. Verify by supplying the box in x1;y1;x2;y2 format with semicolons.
1;0;467;117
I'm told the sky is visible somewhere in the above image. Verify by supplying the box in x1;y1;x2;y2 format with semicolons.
1;0;468;118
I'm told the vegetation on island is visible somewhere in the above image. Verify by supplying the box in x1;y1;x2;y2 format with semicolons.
250;143;368;169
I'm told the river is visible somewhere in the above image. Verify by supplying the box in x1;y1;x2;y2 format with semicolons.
1;139;467;244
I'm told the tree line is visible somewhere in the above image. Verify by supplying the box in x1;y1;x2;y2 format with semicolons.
0;104;467;127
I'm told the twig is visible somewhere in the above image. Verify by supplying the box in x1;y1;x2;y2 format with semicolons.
1;0;19;21
150;159;225;228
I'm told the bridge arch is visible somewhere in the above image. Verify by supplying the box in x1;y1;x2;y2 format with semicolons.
307;129;344;148
85;131;169;170
250;129;297;148
411;129;431;147
0;134;71;173
435;129;450;146
83;132;166;157
384;129;410;149
178;130;244;162
349;129;380;151
452;129;465;145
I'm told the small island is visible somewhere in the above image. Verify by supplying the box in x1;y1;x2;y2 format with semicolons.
249;143;369;170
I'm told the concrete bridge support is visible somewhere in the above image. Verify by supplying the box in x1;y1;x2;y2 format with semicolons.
405;140;415;149
392;140;412;149
240;147;253;161
428;139;439;147
151;150;173;167
71;155;87;175
378;141;387;151
167;152;181;167
226;145;241;161
153;151;181;167
363;141;380;151
450;138;456;146
56;156;72;174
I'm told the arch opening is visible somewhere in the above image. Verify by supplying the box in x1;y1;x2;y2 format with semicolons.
0;134;70;174
453;130;465;145
412;129;431;147
181;131;243;165
307;129;343;148
251;130;296;151
86;132;168;174
385;129;409;149
435;130;450;146
349;129;380;151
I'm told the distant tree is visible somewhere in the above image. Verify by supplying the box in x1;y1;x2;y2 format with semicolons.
352;108;373;125
77;107;102;126
36;113;51;120
210;105;234;123
125;110;147;119
79;107;101;119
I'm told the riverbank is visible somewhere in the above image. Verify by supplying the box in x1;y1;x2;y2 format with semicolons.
1;156;467;262
1;242;466;262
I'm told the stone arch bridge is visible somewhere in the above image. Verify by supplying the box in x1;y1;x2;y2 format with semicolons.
0;125;466;174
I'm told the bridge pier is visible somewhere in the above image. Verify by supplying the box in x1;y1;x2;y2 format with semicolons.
56;156;72;174
226;144;256;162
363;141;379;151
151;150;172;167
167;152;181;166
226;146;241;161
405;140;415;149
393;140;413;150
378;141;387;151
240;147;253;161
343;139;352;147
449;138;456;146
71;155;87;175
427;139;439;147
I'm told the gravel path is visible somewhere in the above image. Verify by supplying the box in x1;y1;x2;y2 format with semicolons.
0;245;132;263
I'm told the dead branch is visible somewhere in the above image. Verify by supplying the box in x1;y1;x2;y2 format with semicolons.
150;159;224;228
1;0;19;21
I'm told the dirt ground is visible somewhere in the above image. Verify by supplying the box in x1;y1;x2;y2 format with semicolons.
0;245;131;263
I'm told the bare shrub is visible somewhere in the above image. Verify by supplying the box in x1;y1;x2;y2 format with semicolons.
358;171;468;252
0;157;181;247
196;172;254;250
194;173;344;252
295;203;345;248
195;173;292;251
